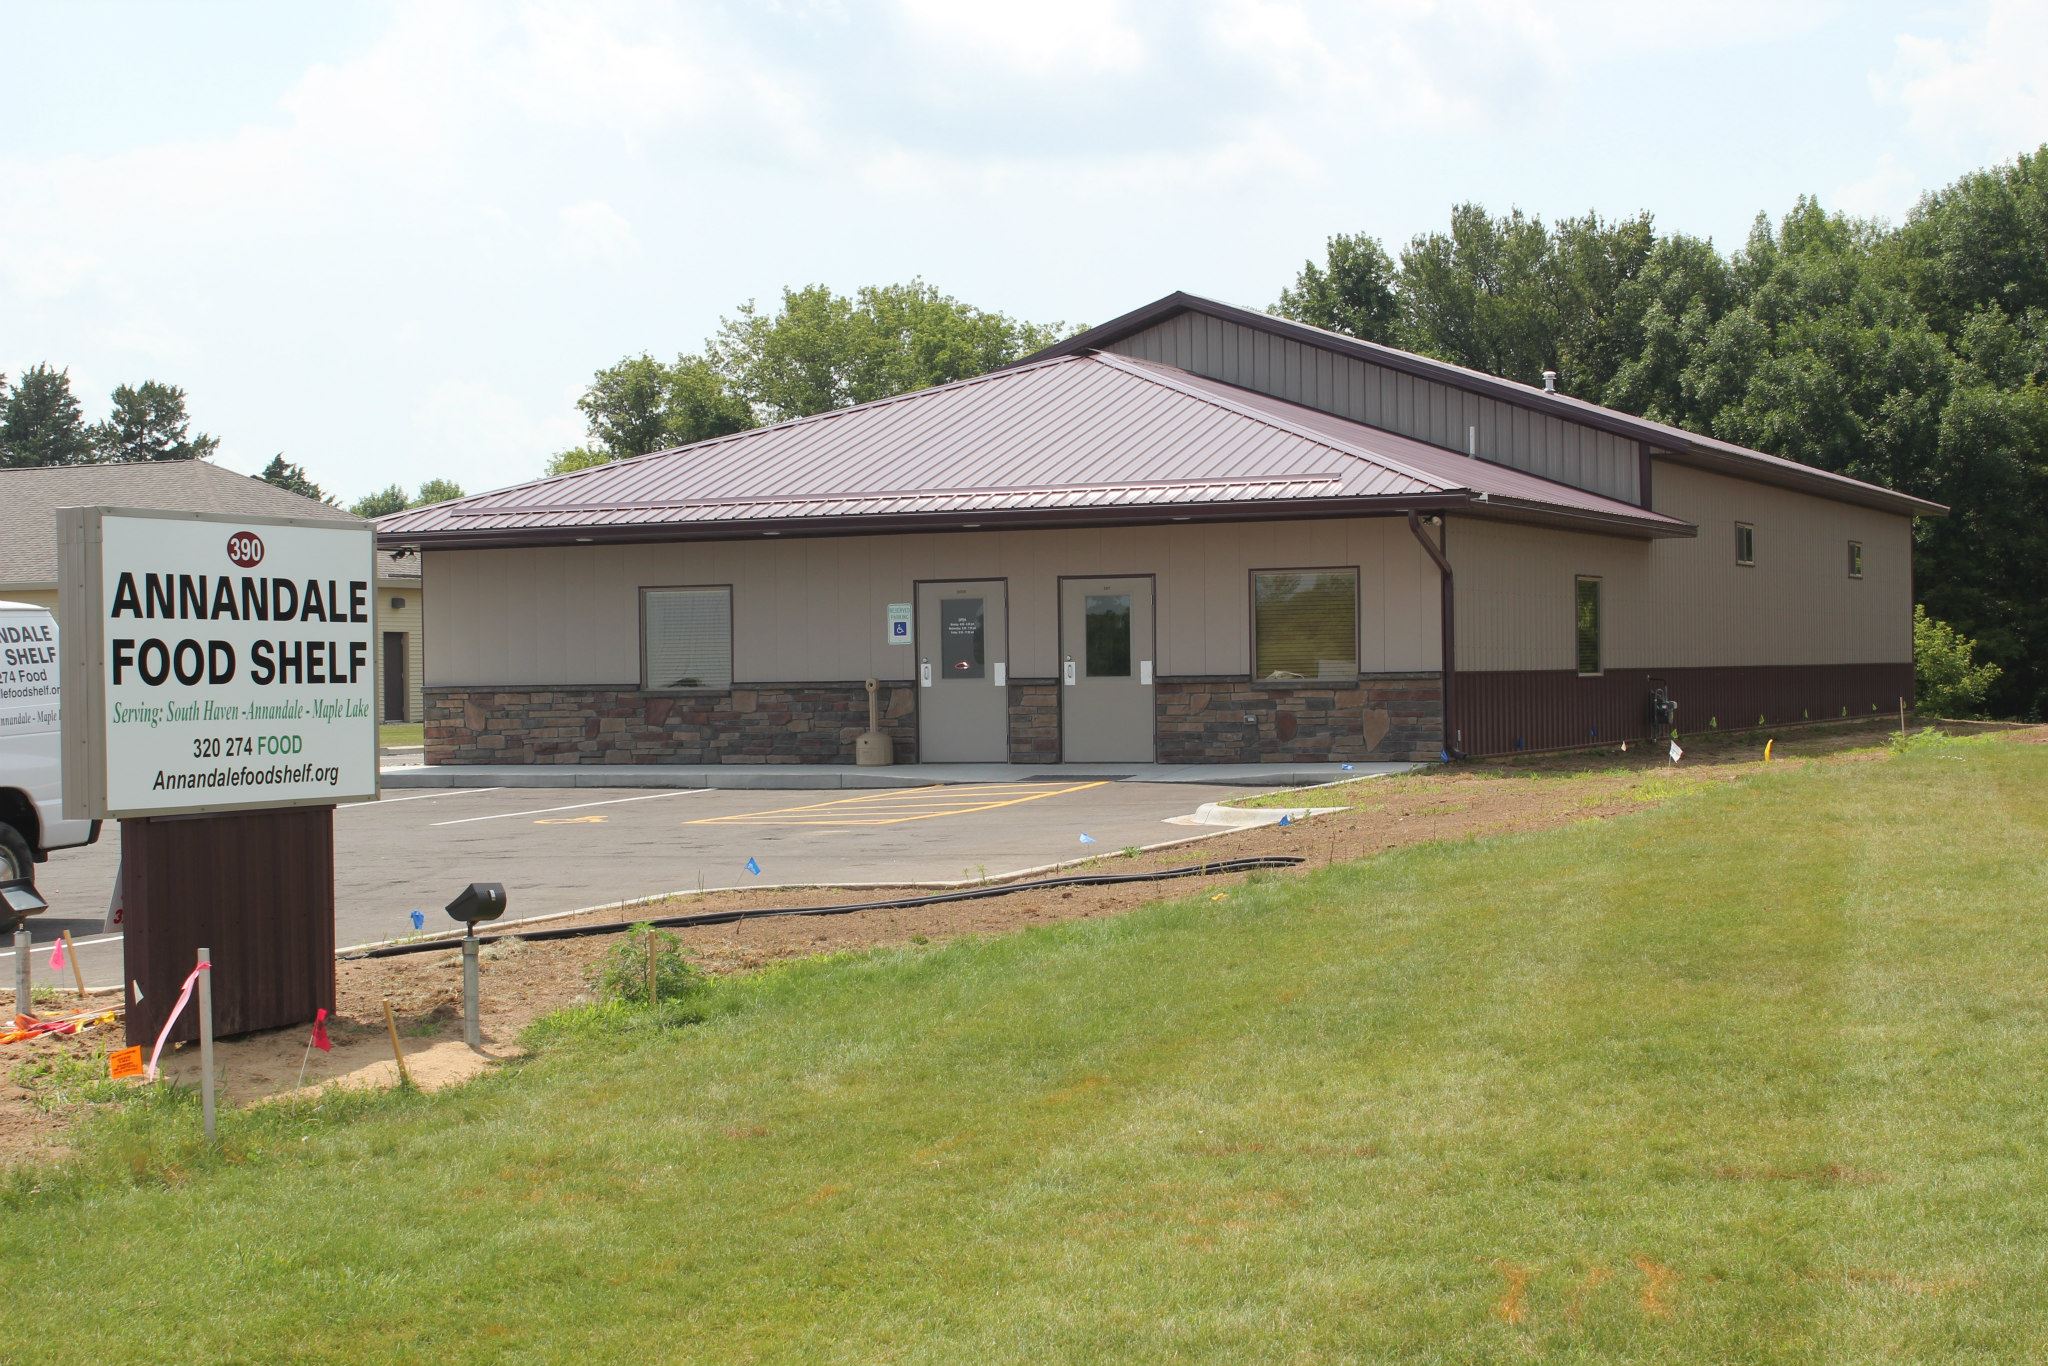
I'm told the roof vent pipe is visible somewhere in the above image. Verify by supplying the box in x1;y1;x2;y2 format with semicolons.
1541;370;1558;393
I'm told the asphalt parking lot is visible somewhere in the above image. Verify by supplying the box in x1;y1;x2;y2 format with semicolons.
10;778;1263;993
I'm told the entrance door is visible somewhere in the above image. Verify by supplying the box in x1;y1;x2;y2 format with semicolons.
382;631;407;722
1060;576;1154;762
916;580;1008;762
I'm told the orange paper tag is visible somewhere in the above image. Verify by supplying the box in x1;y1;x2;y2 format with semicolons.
108;1045;144;1080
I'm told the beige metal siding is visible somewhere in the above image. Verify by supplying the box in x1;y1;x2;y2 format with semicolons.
1454;461;1915;671
0;588;58;614
424;518;1442;687
374;583;426;722
1108;313;1641;503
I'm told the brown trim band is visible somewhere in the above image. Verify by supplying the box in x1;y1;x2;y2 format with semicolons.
1452;663;1916;756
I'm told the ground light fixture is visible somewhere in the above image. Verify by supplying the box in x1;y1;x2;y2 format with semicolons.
1;878;50;1019
445;882;507;1048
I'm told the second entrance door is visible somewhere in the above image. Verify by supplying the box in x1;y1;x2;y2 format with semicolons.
1060;576;1154;762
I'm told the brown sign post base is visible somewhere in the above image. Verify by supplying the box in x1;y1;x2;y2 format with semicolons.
121;807;337;1048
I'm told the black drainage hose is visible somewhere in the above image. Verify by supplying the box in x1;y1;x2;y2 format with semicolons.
348;856;1306;960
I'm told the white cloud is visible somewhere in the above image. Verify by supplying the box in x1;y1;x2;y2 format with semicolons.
892;0;1147;77
412;378;587;493
1830;151;1921;224
558;200;640;267
1877;0;2048;149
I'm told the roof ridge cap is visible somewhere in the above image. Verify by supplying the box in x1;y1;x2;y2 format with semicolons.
1094;352;1464;494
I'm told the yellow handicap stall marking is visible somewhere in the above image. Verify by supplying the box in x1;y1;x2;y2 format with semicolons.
688;782;1109;828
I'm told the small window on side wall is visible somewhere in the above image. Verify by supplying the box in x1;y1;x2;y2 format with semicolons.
1848;541;1864;579
1252;569;1358;681
642;586;732;691
1574;576;1601;676
1735;522;1755;566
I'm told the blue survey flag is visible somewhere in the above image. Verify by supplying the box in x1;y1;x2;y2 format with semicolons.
409;909;424;930
1340;763;1355;771
745;856;762;876
1078;833;1096;845
1278;815;1291;826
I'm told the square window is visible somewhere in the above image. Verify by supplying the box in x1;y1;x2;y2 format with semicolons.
1575;576;1601;675
1252;569;1358;681
1848;541;1864;578
641;586;732;690
1735;522;1755;566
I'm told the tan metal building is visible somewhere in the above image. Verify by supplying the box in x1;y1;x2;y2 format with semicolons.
378;293;1942;766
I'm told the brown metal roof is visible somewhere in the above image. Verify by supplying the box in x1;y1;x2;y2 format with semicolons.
1024;292;1948;519
379;352;1691;550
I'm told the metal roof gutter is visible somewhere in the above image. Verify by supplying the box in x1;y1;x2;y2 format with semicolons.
377;493;1476;551
376;491;1693;552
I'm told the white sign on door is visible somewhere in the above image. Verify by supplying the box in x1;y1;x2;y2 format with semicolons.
59;508;379;819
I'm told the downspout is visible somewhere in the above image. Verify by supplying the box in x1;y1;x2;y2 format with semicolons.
1406;510;1461;760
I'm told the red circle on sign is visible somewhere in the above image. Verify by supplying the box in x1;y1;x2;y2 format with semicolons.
227;531;265;568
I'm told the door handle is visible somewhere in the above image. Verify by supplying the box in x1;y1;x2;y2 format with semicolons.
1063;656;1076;686
919;658;931;688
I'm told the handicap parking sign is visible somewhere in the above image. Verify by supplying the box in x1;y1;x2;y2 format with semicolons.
886;602;912;644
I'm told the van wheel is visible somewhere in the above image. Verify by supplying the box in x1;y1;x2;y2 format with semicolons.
0;823;32;889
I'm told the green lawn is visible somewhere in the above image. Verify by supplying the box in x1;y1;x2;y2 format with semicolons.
378;721;423;749
9;735;2048;1362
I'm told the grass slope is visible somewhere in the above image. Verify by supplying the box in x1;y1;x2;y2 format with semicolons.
8;737;2047;1363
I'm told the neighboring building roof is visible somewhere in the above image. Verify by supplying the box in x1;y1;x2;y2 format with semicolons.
0;460;361;590
1024;292;1948;519
378;549;420;581
378;350;1692;550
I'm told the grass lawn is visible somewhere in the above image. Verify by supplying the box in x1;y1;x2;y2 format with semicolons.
378;721;423;749
8;735;2047;1362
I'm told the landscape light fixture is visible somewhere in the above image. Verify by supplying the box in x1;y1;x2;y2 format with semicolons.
1;878;48;1020
445;882;507;1048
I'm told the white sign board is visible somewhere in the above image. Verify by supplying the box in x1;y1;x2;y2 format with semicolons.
886;602;912;645
58;508;379;819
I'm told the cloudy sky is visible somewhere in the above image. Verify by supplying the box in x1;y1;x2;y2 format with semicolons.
3;0;2042;503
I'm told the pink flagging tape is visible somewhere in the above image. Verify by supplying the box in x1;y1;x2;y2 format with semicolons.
144;960;212;1082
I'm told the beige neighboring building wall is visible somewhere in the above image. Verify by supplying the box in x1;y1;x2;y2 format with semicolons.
373;555;426;724
1453;459;1915;673
423;516;1445;687
0;589;58;614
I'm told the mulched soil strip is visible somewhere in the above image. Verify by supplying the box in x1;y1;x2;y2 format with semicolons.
347;856;1306;960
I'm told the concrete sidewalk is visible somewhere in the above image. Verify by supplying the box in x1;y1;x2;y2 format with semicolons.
379;760;1420;791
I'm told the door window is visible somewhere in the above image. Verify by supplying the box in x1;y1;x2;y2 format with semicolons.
940;598;985;679
1084;594;1132;677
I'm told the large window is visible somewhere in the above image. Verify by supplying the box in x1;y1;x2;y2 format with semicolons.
1575;576;1601;676
1252;569;1358;681
641;586;732;690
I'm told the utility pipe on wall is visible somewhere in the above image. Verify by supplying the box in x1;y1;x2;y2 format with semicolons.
1406;510;1461;759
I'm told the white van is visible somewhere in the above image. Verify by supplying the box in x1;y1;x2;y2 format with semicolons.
0;601;99;888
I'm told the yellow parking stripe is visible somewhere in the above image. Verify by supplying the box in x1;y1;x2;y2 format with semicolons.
688;781;1109;827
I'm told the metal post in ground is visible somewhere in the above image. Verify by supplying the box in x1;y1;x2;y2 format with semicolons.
12;928;29;1020
462;928;481;1048
196;946;216;1143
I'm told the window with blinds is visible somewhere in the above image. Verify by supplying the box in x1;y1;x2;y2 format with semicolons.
1252;569;1358;681
641;586;732;690
1575;576;1601;676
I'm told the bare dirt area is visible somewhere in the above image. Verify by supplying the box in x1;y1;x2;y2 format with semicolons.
7;718;2037;1165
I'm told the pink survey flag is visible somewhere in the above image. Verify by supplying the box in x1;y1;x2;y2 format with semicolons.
309;1008;332;1053
48;938;65;971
